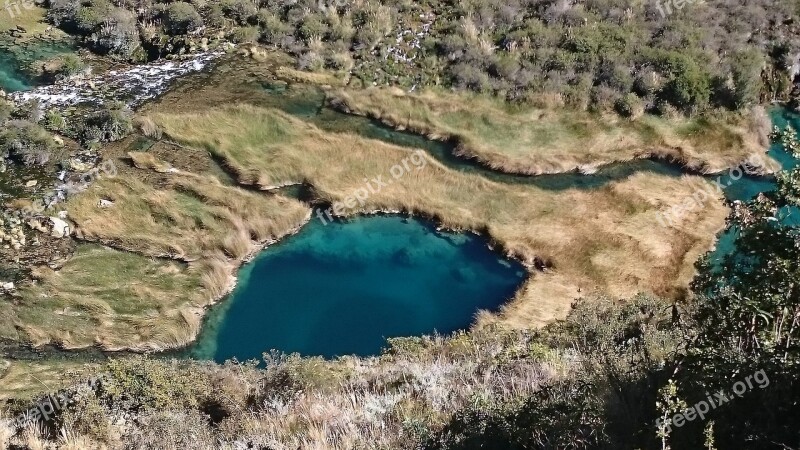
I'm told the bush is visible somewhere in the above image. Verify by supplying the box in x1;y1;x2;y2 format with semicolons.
80;103;134;143
72;0;112;34
44;110;67;132
230;26;261;44
0;120;63;166
614;93;644;118
100;358;208;411
89;8;140;57
163;2;204;35
222;0;257;25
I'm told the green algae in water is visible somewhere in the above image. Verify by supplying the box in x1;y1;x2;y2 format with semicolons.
183;216;527;362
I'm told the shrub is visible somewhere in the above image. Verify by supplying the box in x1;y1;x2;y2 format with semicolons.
614;93;644;118
0;120;63;166
72;0;112;34
90;8;140;57
100;358;208;411
80;103;134;143
230;26;261;44
163;2;204;35
44;110;67;132
222;0;257;25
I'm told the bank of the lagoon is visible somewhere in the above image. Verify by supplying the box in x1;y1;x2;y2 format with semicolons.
182;215;527;362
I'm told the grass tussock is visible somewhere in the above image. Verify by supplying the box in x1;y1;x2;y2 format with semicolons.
127;151;172;173
14;244;206;351
134;117;163;140
151;103;728;327
329;87;775;176
67;172;309;262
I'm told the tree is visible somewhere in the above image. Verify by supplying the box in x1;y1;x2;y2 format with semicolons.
731;49;765;108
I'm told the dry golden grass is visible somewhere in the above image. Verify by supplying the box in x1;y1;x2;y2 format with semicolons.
152;103;729;328
0;359;98;400
0;5;47;34
6;160;311;350
276;66;345;86
67;172;309;261
330;87;775;176
127;151;172;173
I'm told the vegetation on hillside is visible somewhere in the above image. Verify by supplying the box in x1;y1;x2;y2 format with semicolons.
43;0;800;115
2;1;800;448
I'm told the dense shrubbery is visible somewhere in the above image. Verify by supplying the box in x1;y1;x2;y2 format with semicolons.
44;0;800;115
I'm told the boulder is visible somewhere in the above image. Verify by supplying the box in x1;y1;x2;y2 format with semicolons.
49;217;71;238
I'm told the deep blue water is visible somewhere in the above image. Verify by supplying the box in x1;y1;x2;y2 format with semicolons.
184;216;527;362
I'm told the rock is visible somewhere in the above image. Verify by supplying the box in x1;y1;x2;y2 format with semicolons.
27;219;48;233
0;282;13;293
98;199;115;208
49;217;71;238
69;159;91;172
25;180;38;188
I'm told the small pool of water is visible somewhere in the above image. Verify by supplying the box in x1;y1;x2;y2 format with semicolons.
0;37;76;92
181;215;527;362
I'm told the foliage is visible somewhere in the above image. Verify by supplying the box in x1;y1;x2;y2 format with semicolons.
43;0;800;116
99;358;209;412
162;2;204;35
0;119;63;166
678;125;800;448
79;102;133;143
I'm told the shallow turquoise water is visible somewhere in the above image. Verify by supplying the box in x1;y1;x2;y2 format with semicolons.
0;38;76;92
708;107;800;264
0;47;32;91
183;216;526;362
